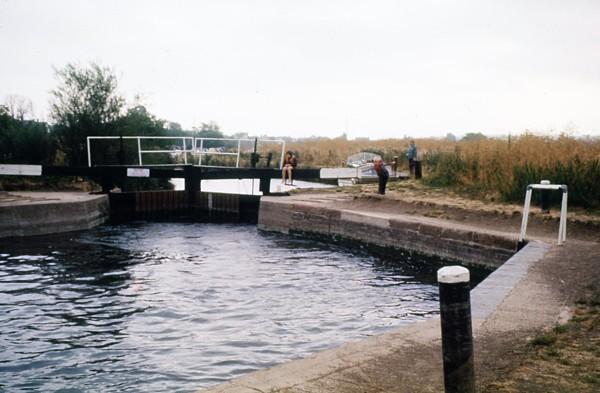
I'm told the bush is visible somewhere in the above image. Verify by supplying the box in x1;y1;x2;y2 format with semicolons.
0;107;57;165
506;158;600;208
423;151;467;187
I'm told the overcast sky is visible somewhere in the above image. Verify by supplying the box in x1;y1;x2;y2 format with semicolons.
1;0;599;138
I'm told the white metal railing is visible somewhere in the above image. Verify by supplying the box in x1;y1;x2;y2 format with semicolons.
194;138;286;169
519;182;568;245
87;136;286;169
87;136;194;167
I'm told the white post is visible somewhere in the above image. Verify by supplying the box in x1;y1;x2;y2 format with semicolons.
87;137;92;167
199;139;204;166
280;142;286;169
558;191;568;244
558;199;564;244
563;191;568;242
519;188;532;243
182;137;188;164
236;139;241;168
137;138;143;166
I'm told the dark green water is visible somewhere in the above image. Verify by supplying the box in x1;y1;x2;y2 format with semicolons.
0;222;490;392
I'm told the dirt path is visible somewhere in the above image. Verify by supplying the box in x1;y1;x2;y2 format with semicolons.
475;240;600;391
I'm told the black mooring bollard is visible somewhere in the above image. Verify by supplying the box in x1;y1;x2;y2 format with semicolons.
437;266;475;393
540;179;550;214
414;160;422;179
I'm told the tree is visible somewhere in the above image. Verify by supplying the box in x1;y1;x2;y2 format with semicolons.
0;105;56;165
461;132;487;141
193;121;224;149
4;95;34;120
445;132;457;142
49;62;125;165
83;105;172;166
165;121;182;133
117;105;166;136
193;121;222;137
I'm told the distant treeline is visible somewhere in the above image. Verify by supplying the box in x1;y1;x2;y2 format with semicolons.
0;63;226;168
0;104;229;165
2;62;600;208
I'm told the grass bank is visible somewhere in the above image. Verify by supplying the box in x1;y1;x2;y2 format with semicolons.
483;279;600;393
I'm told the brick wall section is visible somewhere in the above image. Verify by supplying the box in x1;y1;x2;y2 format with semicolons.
258;198;517;267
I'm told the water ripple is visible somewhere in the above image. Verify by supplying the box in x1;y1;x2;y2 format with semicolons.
0;222;491;392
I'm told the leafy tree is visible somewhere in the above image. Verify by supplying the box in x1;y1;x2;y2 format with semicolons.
49;62;125;165
193;121;223;138
165;121;182;132
117;105;166;136
0;105;56;165
193;121;224;149
86;105;173;165
461;132;487;141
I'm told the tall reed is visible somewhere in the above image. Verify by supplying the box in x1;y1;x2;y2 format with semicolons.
287;134;600;208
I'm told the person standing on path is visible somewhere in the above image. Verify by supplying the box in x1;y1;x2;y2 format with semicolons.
373;158;389;195
407;140;417;177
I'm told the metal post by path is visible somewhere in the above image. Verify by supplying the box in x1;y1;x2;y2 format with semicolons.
184;166;200;209
250;138;259;168
437;266;475;393
259;176;271;195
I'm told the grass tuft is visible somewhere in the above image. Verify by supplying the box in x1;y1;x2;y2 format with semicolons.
530;334;557;346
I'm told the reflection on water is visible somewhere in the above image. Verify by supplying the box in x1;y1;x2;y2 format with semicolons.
170;178;333;194
0;223;488;392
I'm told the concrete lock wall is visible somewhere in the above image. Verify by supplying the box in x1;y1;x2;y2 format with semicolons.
108;190;261;222
0;193;109;238
0;190;259;238
201;198;557;393
257;197;518;267
200;240;553;393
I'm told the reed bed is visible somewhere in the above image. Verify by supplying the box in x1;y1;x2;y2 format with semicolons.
287;134;600;208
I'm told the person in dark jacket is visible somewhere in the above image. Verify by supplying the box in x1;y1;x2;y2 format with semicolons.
373;158;389;195
407;140;417;177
